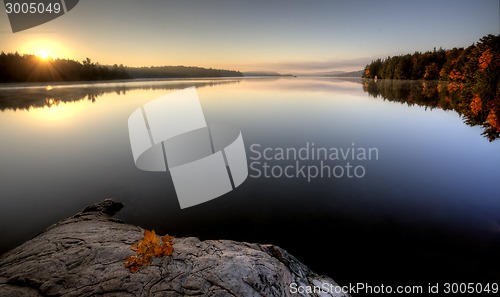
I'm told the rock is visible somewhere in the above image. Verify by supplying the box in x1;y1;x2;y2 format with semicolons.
0;200;349;297
81;199;124;216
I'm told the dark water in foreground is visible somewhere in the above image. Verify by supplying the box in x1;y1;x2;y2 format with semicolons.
1;78;499;291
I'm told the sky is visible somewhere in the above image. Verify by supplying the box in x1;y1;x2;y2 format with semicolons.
0;0;498;74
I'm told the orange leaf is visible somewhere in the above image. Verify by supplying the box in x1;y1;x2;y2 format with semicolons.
161;244;174;256
153;245;163;257
143;229;159;245
124;229;175;273
162;234;174;244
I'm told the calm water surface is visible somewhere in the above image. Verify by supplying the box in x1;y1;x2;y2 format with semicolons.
1;78;499;287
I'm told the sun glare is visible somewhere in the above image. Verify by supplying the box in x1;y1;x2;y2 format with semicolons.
20;38;70;61
37;49;51;60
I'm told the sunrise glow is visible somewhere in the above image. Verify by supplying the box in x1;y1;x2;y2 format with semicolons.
17;38;70;61
37;49;50;60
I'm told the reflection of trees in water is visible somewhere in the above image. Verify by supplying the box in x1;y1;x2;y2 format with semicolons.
363;79;500;141
0;79;241;112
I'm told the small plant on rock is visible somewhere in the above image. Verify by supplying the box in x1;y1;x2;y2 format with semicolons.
124;229;174;273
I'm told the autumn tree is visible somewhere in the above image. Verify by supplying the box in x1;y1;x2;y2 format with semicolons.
362;34;500;141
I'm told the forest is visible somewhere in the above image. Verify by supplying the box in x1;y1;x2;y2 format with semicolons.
0;53;243;83
363;34;499;140
0;54;130;82
126;66;243;78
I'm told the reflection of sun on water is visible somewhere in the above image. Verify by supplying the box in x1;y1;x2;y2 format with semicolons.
29;98;89;123
46;98;57;107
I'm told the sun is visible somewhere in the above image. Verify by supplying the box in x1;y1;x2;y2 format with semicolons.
37;49;51;60
21;39;71;61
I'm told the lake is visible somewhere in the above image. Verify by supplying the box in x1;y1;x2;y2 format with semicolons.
1;77;499;288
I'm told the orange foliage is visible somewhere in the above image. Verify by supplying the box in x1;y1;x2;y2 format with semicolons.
439;68;446;78
124;229;174;273
449;70;465;81
478;48;493;71
424;63;439;79
447;82;462;93
470;94;482;116
487;111;500;133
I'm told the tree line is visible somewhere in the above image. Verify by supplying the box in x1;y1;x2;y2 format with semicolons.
0;53;243;83
0;53;130;82
126;66;243;78
363;34;499;140
362;34;498;82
